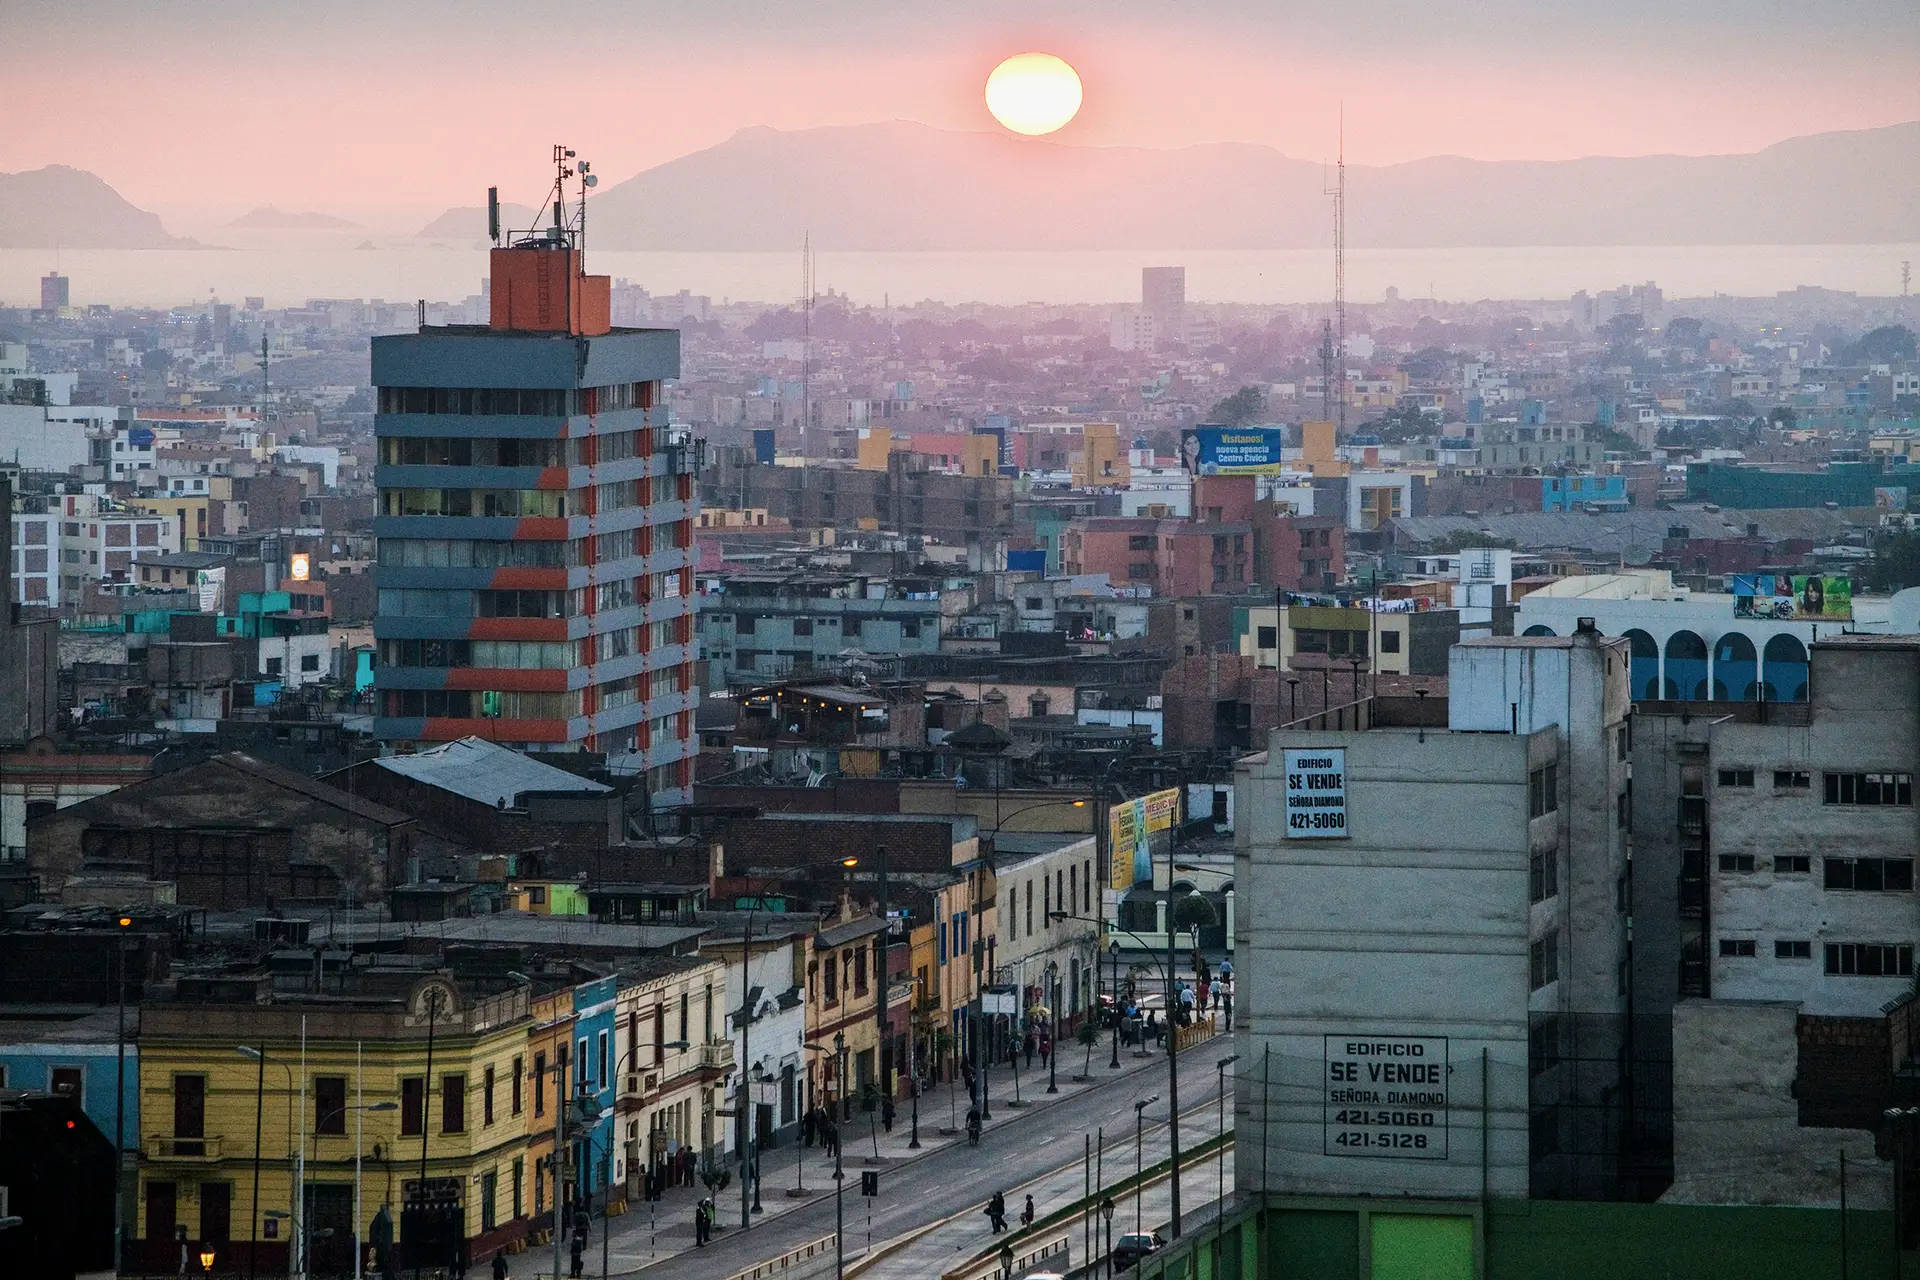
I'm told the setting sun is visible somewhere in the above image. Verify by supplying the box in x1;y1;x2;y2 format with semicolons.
984;52;1083;136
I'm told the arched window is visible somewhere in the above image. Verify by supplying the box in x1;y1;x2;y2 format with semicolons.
1623;629;1660;701
1522;625;1556;637
1712;632;1758;701
1763;634;1810;702
1664;631;1708;700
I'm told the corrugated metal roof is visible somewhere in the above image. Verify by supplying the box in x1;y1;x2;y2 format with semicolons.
1390;504;1870;555
373;736;610;807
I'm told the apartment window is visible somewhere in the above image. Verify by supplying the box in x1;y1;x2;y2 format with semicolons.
1774;770;1811;791
1616;790;1630;829
1825;857;1915;892
442;1075;466;1134
577;1038;589;1086
1826;943;1915;977
314;1076;347;1135
1718;938;1757;958
1617;723;1630;762
401;1078;425;1136
1824;772;1913;806
1084;859;1093;911
1529;850;1558;903
299;653;320;672
533;1052;546;1118
1529;933;1559;990
1043;877;1051;928
598;1031;609;1089
483;1066;496;1127
1775;940;1812;959
511;1056;524;1116
1717;768;1755;788
1128;535;1154;551
512;1157;524;1220
1380;632;1401;654
481;1171;498;1231
824;955;839;1005
1528;764;1559;819
680;993;690;1045
1256;626;1277;650
1774;856;1811;875
1717;854;1756;873
735;614;754;636
853;948;868;996
792;617;813;637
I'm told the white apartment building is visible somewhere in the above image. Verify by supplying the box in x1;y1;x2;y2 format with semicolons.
612;953;732;1186
9;510;57;605
992;833;1103;1021
1109;306;1157;353
1661;635;1916;1211
1235;626;1634;1202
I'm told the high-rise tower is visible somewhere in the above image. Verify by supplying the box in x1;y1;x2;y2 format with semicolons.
372;149;700;803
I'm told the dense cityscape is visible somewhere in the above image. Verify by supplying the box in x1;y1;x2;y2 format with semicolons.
3;9;1920;1280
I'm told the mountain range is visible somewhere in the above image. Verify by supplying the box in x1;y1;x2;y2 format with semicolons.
562;120;1919;251
4;121;1915;251
228;206;357;230
0;164;198;248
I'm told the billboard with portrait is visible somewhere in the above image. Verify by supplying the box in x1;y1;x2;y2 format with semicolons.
1180;426;1287;476
1731;574;1852;620
1109;787;1183;888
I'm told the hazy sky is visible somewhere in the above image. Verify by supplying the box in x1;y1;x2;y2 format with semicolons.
10;0;1917;224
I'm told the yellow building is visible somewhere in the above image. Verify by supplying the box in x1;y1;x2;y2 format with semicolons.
135;972;536;1275
1069;423;1130;489
129;483;234;553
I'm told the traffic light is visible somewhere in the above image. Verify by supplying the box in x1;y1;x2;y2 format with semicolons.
860;1171;879;1197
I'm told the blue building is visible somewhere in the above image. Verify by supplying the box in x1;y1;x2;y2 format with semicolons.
1541;473;1629;511
0;1008;140;1152
570;975;618;1203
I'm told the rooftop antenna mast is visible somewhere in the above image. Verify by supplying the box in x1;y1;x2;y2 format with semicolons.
1324;109;1347;435
802;233;814;457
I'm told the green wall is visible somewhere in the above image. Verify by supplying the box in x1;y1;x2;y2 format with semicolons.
1134;1196;1896;1280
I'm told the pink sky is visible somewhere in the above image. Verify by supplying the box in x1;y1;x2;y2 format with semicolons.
7;2;1916;223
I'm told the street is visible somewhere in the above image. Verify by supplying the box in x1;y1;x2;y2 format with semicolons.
592;1038;1232;1280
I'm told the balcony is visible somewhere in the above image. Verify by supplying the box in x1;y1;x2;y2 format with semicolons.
146;1134;223;1161
701;1040;735;1071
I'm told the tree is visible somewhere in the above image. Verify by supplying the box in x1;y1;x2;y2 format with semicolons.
1077;1017;1101;1078
1768;406;1798;430
1602;313;1645;344
1171;893;1217;935
1429;530;1516;553
1206;385;1267;427
1842;324;1916;365
1863;530;1920;593
1664;317;1705;347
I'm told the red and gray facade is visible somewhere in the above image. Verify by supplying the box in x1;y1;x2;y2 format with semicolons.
371;322;700;804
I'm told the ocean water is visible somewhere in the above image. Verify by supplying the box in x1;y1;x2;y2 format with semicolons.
2;243;1915;311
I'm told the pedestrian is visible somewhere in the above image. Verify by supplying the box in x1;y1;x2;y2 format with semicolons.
825;1120;841;1159
881;1095;896;1132
492;1249;509;1280
569;1235;585;1278
694;1198;711;1247
1024;1030;1036;1069
1021;1194;1035;1229
803;1104;817;1147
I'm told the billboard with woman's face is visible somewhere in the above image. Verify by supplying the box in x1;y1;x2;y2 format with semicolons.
1731;574;1852;620
1180;426;1286;475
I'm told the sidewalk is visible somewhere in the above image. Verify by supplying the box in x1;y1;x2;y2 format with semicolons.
580;1049;1173;1279
857;1140;1234;1280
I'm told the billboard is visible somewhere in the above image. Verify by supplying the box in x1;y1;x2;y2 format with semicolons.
1731;574;1852;621
1180;425;1287;476
1109;787;1182;888
1283;748;1349;839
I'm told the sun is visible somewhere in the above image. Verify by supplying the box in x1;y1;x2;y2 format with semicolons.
985;53;1083;136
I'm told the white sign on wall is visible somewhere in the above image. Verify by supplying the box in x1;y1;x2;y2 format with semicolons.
1283;748;1348;839
1323;1034;1449;1160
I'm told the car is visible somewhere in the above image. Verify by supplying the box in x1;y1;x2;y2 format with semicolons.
1024;1273;1068;1280
1112;1231;1165;1271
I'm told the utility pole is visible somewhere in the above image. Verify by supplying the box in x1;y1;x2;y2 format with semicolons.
872;847;892;1109
416;992;439;1280
1164;831;1183;1238
1325;110;1347;437
553;1054;568;1280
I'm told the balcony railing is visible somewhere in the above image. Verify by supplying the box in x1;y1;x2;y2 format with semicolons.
701;1040;735;1071
146;1134;223;1161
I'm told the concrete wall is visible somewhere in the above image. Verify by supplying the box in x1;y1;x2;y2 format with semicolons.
1667;1000;1886;1209
1707;640;1920;1016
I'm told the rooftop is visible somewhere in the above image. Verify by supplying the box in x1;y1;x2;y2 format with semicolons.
366;736;610;807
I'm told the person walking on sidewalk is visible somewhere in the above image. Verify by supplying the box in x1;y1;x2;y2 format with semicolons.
492;1250;509;1280
984;1191;1008;1233
1021;1194;1035;1229
803;1104;818;1147
881;1095;896;1132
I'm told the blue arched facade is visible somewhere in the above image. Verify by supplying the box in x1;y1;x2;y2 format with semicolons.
1763;635;1810;702
1713;632;1759;701
1623;629;1660;701
1523;625;1556;637
1664;631;1709;700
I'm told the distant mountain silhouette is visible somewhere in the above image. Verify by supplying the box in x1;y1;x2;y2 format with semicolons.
228;205;357;229
568;119;1919;250
414;202;542;241
0;165;199;248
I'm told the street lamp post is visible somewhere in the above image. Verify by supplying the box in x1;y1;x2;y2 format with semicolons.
1132;1097;1157;1237
314;1092;398;1280
1215;1055;1239;1209
1099;1197;1115;1279
1286;675;1299;726
242;1044;266;1280
840;846;895;1132
1107;942;1122;1070
1162;817;1184;1239
236;1047;297;1280
1046;966;1059;1094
